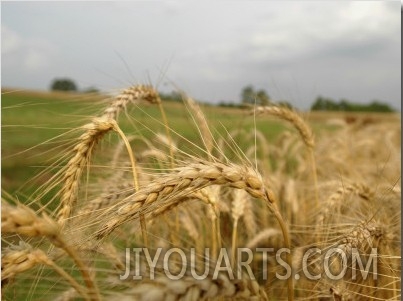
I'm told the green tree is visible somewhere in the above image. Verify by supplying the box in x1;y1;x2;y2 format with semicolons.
256;89;270;106
367;101;394;112
159;91;182;102
241;85;255;105
50;78;77;92
311;96;337;111
311;95;394;112
241;86;271;106
83;86;99;94
278;100;293;109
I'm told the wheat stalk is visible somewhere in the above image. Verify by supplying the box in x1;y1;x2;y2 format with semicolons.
103;85;160;247
231;189;249;267
180;207;204;252
200;186;222;259
246;228;281;249
54;288;78;301
184;95;214;157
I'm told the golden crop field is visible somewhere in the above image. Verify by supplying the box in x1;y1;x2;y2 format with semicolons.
2;86;401;301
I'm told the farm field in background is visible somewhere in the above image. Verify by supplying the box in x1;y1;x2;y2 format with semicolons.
1;87;401;301
1;88;304;196
3;88;399;197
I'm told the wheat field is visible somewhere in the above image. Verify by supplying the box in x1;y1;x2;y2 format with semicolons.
2;85;401;301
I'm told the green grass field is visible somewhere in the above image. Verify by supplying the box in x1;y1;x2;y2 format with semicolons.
2;89;288;200
3;88;399;202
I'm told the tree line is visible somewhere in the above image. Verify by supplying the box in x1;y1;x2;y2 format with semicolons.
50;78;98;94
310;96;394;112
50;78;394;112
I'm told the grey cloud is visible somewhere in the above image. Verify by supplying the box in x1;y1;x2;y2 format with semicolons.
1;2;400;110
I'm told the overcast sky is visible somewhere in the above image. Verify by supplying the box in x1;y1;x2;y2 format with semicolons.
1;1;401;110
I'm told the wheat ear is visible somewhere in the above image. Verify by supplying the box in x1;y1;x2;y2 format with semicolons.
255;106;314;148
337;220;383;256
96;161;270;238
254;105;318;207
316;183;372;230
103;84;160;119
56;117;136;226
2;243;89;300
59;85;160;245
112;273;268;301
57;117;115;225
95;160;294;301
2;201;100;301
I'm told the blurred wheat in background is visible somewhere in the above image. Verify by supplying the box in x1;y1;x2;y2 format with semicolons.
2;85;401;301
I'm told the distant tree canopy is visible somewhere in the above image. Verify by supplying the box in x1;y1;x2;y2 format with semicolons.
159;91;182;102
83;86;99;94
218;101;242;108
311;96;394;112
241;85;271;106
50;78;77;92
277;100;293;109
